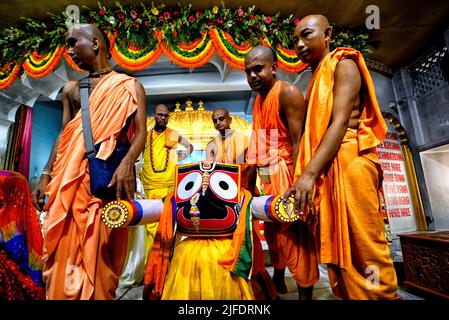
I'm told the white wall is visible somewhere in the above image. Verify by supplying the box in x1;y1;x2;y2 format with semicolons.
420;144;449;231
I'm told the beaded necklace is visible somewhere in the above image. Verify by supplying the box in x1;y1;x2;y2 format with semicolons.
149;128;170;173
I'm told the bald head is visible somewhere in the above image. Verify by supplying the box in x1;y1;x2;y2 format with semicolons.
299;15;330;31
244;46;278;95
154;104;170;128
293;14;332;68
155;104;169;113
69;24;110;53
212;108;232;134
212;108;230;118
245;46;277;64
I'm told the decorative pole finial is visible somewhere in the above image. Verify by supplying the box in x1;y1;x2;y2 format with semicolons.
185;98;194;111
198;100;205;111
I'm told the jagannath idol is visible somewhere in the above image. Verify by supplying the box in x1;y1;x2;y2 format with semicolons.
101;161;300;300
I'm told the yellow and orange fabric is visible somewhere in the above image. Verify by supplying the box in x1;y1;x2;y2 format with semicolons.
42;71;138;299
294;47;397;299
249;80;319;287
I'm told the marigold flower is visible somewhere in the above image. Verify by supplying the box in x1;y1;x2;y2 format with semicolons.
151;7;159;15
212;6;219;14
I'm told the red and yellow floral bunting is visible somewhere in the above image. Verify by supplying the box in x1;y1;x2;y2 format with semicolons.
210;28;253;71
0;62;20;90
157;31;215;69
22;46;64;79
111;32;162;71
261;38;307;73
0;3;371;89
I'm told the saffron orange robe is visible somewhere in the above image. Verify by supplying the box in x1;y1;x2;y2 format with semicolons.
294;47;398;299
43;71;138;300
207;129;250;188
249;80;319;287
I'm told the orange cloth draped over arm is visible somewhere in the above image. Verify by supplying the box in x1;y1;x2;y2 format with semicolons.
42;72;138;300
294;48;397;299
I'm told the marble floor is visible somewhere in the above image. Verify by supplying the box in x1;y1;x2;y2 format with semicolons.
266;264;424;300
117;263;424;300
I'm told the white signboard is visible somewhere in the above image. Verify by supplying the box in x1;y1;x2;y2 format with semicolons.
376;124;418;235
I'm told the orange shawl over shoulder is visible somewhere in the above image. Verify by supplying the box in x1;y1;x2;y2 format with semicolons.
249;80;293;194
43;71;138;299
294;47;387;224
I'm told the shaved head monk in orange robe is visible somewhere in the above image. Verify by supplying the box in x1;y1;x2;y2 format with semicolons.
245;46;319;299
40;24;147;299
285;14;398;299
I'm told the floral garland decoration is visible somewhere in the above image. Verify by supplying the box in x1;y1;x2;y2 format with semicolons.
0;62;20;90
209;28;253;71
0;1;373;89
22;46;64;78
111;31;162;71
158;30;215;68
261;38;307;73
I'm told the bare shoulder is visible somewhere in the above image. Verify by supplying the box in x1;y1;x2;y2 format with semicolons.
133;78;145;93
335;59;361;81
280;82;303;98
279;81;305;109
62;80;79;96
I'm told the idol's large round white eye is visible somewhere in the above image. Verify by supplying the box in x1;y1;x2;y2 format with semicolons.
209;171;238;200
177;172;202;201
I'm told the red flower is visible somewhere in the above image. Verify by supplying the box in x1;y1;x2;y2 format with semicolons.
117;13;125;20
196;11;203;18
254;23;259;29
265;16;272;24
188;15;195;23
130;10;138;19
237;17;243;22
207;20;213;26
99;9;106;16
294;18;300;26
159;16;165;22
145;20;151;27
133;21;140;27
248;13;254;20
237;9;244;17
173;11;181;18
216;18;224;25
164;11;171;19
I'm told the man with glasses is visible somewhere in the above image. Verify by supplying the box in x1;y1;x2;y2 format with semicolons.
140;104;193;252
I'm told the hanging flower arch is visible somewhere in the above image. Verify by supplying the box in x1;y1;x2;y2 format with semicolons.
0;2;372;89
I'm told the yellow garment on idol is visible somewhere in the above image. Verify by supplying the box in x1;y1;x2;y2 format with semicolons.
161;238;254;300
141;128;179;250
